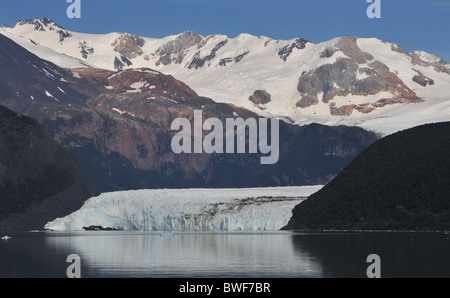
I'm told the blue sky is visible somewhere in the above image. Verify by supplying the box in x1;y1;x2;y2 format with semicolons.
1;0;449;61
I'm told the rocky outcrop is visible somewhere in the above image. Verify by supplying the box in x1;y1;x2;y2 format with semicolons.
330;104;376;116
219;51;250;66
78;41;94;59
188;39;228;69
249;90;272;106
412;70;435;87
297;37;422;115
278;38;309;61
112;32;145;59
155;31;203;66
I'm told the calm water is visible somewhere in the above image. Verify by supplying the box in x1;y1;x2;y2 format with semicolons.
0;231;449;278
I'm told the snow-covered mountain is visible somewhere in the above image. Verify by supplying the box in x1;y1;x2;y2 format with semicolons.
2;18;449;135
0;32;377;192
44;186;322;231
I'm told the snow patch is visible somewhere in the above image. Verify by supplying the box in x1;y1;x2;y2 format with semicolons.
72;71;81;79
112;107;136;117
45;90;59;101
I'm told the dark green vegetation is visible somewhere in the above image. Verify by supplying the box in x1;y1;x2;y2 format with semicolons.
0;105;97;231
284;122;450;231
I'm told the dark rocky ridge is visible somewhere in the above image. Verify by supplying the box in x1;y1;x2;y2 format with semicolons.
188;39;228;69
0;105;98;231
78;41;94;59
283;122;450;231
219;51;250;67
0;33;100;113
278;38;310;61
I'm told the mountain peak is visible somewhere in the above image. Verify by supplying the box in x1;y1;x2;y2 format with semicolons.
411;50;446;64
15;18;72;43
178;30;203;39
154;30;204;66
17;17;64;31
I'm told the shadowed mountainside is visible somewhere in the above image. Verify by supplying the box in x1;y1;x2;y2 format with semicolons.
284;122;450;231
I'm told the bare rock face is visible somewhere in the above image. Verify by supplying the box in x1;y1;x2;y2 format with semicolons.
330;104;376;116
249;90;272;105
278;38;310;61
155;31;203;66
218;51;250;67
412;70;435;87
78;41;94;59
297;37;422;115
188;39;228;69
112;32;145;60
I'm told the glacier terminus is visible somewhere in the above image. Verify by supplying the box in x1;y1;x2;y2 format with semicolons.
45;186;322;231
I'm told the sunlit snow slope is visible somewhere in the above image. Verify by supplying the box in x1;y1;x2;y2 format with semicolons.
45;186;322;231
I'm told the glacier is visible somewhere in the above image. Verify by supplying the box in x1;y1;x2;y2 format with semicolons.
45;186;322;231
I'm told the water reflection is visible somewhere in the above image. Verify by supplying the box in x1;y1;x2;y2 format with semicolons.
1;232;449;278
45;231;322;278
290;232;450;278
0;232;67;278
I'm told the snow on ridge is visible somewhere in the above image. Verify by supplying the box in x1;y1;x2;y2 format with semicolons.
45;186;323;232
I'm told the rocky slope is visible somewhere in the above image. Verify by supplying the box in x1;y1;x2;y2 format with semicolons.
0;105;98;231
0;33;377;192
283;122;450;231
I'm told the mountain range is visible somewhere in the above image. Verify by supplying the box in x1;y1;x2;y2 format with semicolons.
1;18;449;136
0;28;377;192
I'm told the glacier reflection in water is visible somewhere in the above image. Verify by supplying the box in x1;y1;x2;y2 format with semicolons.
44;231;323;278
2;232;449;277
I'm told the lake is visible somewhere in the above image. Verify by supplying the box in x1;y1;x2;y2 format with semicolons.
0;231;449;278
